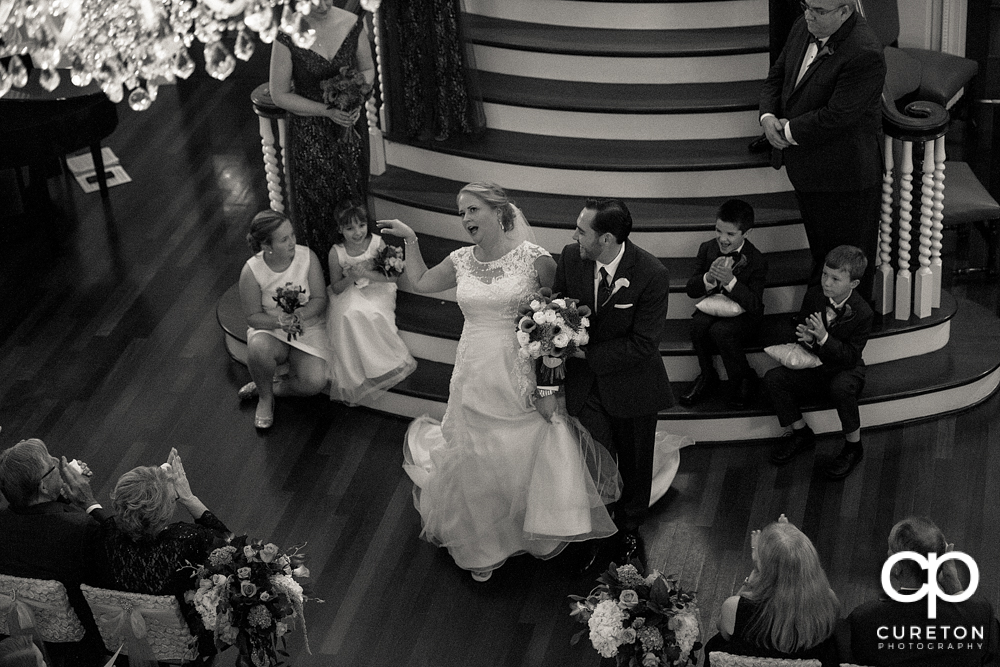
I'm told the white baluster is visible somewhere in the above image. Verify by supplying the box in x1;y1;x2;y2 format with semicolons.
895;140;913;321
931;136;946;308
259;115;285;213
367;9;387;176
874;134;895;315
914;140;936;318
277;118;291;214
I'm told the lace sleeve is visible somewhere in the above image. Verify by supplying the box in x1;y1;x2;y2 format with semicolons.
450;245;472;279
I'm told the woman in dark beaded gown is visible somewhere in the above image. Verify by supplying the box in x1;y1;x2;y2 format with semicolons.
100;449;230;660
269;1;375;282
380;0;484;141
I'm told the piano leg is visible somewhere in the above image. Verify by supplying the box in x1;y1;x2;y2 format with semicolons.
90;142;109;199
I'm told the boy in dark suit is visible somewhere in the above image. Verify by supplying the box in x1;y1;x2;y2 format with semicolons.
763;245;873;480
680;199;769;408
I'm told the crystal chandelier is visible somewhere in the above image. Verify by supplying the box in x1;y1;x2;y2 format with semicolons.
0;0;381;110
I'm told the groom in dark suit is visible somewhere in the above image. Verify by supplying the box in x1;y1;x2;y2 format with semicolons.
549;199;673;567
759;0;885;299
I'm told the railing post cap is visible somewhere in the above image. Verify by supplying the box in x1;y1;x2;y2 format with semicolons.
251;83;286;119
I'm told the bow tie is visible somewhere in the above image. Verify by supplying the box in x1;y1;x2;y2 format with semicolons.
720;250;741;259
826;300;847;323
809;34;825;48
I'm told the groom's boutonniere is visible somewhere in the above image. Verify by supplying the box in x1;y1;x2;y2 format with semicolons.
610;277;629;297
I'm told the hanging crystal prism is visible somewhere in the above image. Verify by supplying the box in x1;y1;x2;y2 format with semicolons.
204;41;236;81
128;86;153;111
39;67;61;91
174;46;196;79
234;28;255;61
9;56;28;88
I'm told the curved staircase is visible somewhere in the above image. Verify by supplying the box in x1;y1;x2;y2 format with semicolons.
221;0;1000;443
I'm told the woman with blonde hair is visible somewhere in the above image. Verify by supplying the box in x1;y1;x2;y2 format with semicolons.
705;514;840;666
101;449;229;661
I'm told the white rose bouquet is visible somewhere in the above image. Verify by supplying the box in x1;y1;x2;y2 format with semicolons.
569;563;701;667
515;288;591;386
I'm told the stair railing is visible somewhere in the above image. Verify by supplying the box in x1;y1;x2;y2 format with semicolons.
875;94;950;320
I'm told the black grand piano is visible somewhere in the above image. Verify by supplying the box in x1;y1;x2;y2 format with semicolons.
0;60;118;200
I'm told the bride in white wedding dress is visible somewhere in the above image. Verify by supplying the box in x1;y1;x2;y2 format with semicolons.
379;182;621;582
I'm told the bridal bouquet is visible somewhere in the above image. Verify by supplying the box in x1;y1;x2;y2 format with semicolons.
190;536;316;667
272;282;306;341
569;563;701;667
320;65;373;142
372;244;405;278
516;288;590;385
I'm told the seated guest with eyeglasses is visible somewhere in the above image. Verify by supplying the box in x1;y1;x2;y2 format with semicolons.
100;448;230;661
0;439;109;666
844;516;1000;666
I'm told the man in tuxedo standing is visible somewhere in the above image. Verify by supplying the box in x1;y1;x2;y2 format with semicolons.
544;199;673;567
759;0;885;299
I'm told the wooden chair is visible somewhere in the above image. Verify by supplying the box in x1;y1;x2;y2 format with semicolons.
80;584;199;666
0;574;85;643
709;652;821;667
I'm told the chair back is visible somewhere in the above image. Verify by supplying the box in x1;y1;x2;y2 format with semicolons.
0;574;85;642
80;584;198;666
709;652;822;667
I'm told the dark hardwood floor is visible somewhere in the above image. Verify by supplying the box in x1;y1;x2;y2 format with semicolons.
2;53;999;666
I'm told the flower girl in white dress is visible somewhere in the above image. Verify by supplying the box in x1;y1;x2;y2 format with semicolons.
326;202;416;405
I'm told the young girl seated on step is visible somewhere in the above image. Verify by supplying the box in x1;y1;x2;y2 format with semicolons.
326;201;417;405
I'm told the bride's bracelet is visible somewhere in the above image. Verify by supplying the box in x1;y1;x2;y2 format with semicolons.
404;237;419;247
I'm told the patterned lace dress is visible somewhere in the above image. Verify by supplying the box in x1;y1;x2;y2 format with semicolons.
402;242;620;575
276;14;370;283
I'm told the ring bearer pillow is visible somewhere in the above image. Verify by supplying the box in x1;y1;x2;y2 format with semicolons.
695;294;745;317
764;343;823;370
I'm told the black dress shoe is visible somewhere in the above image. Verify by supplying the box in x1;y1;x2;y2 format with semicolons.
826;443;863;479
615;530;646;569
727;376;758;409
769;426;815;465
679;373;719;407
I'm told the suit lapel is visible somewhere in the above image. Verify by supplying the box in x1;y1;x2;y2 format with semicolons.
788;12;859;98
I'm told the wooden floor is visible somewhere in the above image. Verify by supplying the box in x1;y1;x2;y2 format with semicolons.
2;54;1000;667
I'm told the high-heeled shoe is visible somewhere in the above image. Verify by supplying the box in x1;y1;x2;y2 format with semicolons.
238;382;258;401
471;570;492;582
254;401;274;429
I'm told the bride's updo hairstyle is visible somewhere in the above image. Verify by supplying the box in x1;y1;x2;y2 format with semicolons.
110;466;175;540
459;182;517;233
246;210;290;253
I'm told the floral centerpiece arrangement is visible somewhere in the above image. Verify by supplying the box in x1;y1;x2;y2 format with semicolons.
372;244;405;278
570;562;701;667
320;65;374;142
190;535;317;667
516;288;591;386
272;283;306;341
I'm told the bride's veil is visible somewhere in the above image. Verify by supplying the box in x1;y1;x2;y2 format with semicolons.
505;203;537;244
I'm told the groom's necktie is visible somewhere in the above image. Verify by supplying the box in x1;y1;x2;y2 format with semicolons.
597;267;612;309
